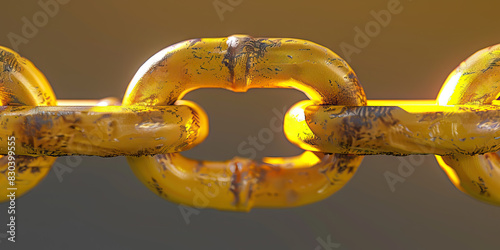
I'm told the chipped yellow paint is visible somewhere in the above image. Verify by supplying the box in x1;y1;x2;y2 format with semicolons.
0;103;207;157
285;103;500;155
0;47;208;201
435;44;500;205
1;36;500;209
125;35;366;211
0;46;56;202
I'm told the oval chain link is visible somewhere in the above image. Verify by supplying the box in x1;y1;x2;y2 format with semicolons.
1;36;500;209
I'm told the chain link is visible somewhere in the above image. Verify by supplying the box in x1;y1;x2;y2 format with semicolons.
0;46;56;202
1;35;499;210
124;35;366;211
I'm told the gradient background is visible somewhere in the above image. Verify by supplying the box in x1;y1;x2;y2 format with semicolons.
1;0;500;249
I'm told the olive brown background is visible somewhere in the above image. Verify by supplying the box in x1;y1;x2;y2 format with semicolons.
1;0;499;249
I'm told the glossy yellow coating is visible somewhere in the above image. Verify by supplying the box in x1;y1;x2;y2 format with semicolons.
125;35;366;211
0;102;208;157
435;44;500;205
0;46;56;106
129;152;362;211
0;46;56;202
0;46;208;201
1;36;500;209
285;102;500;155
285;43;500;206
123;35;366;106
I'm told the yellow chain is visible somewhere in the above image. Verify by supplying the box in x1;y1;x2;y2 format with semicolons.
1;35;499;210
435;44;500;206
124;35;366;211
0;46;56;202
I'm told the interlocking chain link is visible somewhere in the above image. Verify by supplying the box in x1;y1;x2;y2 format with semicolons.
435;45;500;206
124;35;366;211
0;46;56;201
1;35;499;210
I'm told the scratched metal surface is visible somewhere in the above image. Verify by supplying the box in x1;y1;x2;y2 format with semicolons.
1;0;500;249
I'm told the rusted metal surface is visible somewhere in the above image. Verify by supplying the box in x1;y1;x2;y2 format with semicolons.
0;105;207;157
2;36;500;210
124;35;366;211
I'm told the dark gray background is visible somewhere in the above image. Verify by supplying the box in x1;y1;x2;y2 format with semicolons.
1;0;500;249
